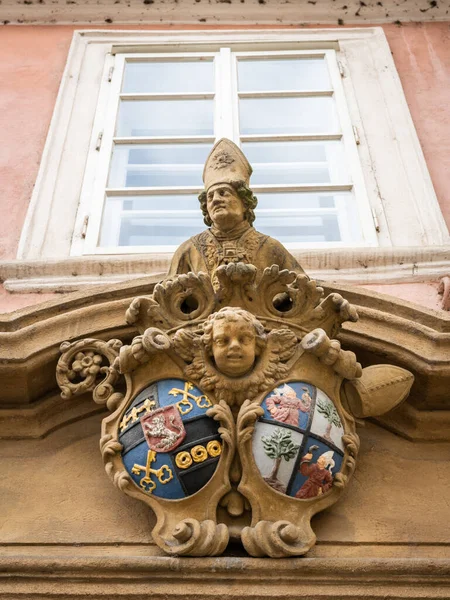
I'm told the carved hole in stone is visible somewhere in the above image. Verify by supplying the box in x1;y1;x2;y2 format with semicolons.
273;292;293;313
180;295;199;314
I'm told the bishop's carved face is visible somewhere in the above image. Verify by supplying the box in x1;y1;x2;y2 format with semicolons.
206;183;245;231
211;318;257;378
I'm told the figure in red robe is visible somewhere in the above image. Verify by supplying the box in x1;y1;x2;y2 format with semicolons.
295;451;335;499
266;384;312;428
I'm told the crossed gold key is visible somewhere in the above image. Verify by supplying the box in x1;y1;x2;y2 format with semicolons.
169;381;212;415
131;450;173;493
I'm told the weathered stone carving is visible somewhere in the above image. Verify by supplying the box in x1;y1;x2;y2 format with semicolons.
168;138;305;287
56;338;124;411
172;306;298;411
56;139;414;558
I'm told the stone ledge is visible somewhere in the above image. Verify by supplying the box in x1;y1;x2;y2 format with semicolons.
2;542;450;559
1;246;450;292
0;554;449;599
1;1;450;25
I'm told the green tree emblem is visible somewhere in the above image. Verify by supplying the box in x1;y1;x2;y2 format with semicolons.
316;398;342;443
261;428;300;493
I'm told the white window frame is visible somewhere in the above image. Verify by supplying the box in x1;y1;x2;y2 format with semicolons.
15;29;449;290
77;46;377;255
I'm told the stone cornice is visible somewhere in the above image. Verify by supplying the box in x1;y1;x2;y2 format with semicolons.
0;0;449;26
2;246;450;293
0;553;449;599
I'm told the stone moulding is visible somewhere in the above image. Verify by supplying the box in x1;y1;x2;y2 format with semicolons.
0;275;449;441
0;554;449;599
2;2;450;27
2;246;450;292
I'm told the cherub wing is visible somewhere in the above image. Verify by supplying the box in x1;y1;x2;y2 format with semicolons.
172;328;207;383
172;329;202;363
266;329;299;363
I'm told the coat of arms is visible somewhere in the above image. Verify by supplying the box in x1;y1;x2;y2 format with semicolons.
56;139;414;558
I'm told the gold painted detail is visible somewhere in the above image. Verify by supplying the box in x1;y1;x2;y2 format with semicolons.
168;381;212;416
206;440;222;457
175;440;222;470
175;451;193;470
131;450;173;493
191;445;208;462
119;398;156;432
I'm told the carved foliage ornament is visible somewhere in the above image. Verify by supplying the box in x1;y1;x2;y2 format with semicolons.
56;263;414;558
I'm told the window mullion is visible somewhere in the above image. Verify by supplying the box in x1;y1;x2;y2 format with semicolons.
113;136;216;144
82;53;126;255
215;47;237;142
240;134;343;142
230;50;240;143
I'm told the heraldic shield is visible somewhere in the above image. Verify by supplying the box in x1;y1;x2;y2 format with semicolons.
119;379;223;499
253;382;344;499
56;262;414;558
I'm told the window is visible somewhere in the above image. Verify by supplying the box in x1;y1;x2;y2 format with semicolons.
16;29;449;292
78;47;376;255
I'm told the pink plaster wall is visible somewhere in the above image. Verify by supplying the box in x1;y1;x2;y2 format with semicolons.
0;27;73;261
0;285;55;313
0;23;448;313
361;281;444;312
382;23;450;231
0;22;449;262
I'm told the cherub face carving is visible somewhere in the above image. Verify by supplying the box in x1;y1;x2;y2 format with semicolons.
203;308;266;378
212;319;256;377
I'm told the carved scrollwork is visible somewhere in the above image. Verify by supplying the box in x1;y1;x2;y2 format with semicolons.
113;470;132;491
100;433;123;460
126;272;216;334
118;328;174;374
256;266;324;320
206;400;236;450
334;432;360;488
153;272;215;325
307;293;359;339
215;262;257;306
237;399;264;445
56;338;124;411
159;518;229;556
301;328;362;380
125;296;143;327
241;520;314;558
208;400;247;517
123;263;360;342
99;434;131;491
